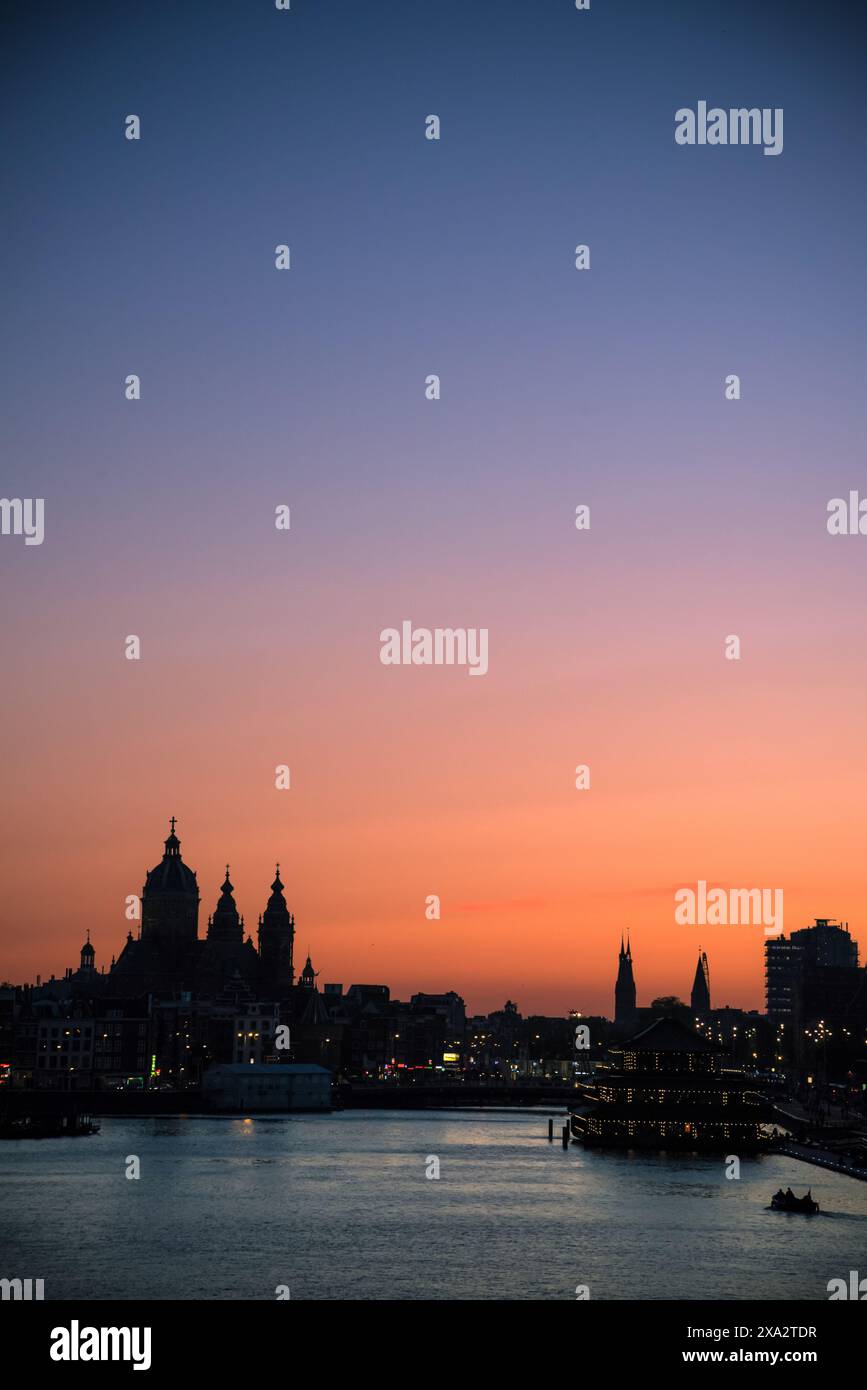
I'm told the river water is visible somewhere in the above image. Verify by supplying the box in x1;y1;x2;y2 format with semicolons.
2;1109;864;1300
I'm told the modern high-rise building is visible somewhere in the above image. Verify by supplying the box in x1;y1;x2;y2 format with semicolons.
765;918;858;1022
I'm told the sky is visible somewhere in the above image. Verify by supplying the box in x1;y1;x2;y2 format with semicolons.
2;0;866;1015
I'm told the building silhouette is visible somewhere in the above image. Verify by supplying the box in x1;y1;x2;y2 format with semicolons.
7;820;486;1090
7;836;866;1095
614;935;637;1023
571;1015;763;1151
765;918;858;1023
109;822;290;1000
691;950;711;1015
762;918;866;1073
257;867;296;994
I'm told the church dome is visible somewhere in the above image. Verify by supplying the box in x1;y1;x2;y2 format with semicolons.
265;866;287;913
143;818;199;896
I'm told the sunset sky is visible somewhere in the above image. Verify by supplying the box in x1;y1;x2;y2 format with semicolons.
2;0;866;1015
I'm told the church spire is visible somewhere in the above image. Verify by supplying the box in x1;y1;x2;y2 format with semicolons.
207;864;243;945
258;862;295;993
691;949;711;1015
268;864;285;903
615;933;637;1024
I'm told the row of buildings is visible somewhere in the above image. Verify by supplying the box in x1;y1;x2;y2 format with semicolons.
0;824;475;1089
578;922;866;1150
1;822;866;1092
615;919;866;1072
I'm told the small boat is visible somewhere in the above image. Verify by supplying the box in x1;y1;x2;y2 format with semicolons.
770;1187;819;1214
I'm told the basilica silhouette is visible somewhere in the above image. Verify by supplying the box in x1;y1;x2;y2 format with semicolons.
103;820;299;1001
11;820;341;1088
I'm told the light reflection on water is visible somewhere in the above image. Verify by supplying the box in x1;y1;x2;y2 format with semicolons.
1;1109;864;1300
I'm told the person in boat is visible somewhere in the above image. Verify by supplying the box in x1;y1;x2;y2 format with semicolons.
774;1188;786;1202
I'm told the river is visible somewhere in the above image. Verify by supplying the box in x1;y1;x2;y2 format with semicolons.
2;1109;863;1300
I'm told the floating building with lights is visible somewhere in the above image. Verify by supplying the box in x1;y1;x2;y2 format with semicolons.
570;1015;765;1151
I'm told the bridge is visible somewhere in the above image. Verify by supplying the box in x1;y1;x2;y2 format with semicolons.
2;1082;582;1117
336;1083;580;1108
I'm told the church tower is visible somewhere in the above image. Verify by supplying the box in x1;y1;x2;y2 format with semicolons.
257;865;295;992
299;953;318;990
79;931;95;975
691;949;711;1015
207;866;244;945
615;934;637;1023
140;819;200;952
